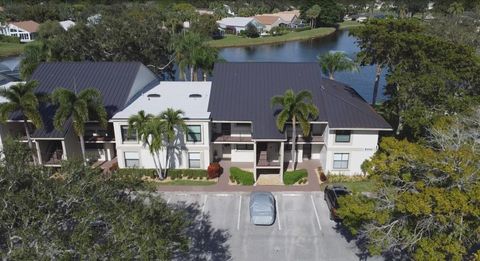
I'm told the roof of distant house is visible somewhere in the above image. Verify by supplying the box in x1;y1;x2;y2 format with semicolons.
209;62;392;140
11;62;158;138
217;17;254;27
254;15;283;25
113;81;212;120
271;10;300;23
59;20;76;30
10;20;40;32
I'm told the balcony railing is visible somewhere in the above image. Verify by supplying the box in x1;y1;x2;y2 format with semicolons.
212;132;252;143
84;131;115;143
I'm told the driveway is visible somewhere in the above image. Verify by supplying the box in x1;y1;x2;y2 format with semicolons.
160;191;379;261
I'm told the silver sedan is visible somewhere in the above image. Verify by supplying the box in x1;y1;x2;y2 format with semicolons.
249;191;276;225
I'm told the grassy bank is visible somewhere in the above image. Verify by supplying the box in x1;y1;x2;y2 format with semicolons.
0;42;25;58
338;21;364;30
208;27;336;48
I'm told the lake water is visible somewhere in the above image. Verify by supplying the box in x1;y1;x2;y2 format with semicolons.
218;30;386;102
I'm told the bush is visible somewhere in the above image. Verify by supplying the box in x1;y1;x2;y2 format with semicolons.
270;26;289;36
318;167;327;182
0;35;20;43
244;23;259;38
207;162;222;179
294;26;312;32
283;169;308;185
326;173;368;183
229;167;254;185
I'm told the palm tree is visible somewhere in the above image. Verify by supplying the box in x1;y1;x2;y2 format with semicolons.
128;110;164;178
51;88;107;164
305;4;321;28
317;51;358;80
448;2;464;15
271;89;319;170
159;108;186;177
193;46;221;81
0;81;44;164
172;32;204;81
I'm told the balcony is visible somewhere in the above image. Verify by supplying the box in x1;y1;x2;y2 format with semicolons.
212;132;252;143
286;135;324;143
84;126;115;143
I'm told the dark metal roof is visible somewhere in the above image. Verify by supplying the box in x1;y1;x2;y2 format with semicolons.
208;62;392;140
16;62;153;138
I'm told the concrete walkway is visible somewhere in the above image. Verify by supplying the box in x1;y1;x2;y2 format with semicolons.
156;160;321;192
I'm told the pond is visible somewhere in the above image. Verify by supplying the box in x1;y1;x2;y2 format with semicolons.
218;30;387;102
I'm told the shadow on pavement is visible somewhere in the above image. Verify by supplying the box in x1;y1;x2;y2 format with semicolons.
172;202;232;261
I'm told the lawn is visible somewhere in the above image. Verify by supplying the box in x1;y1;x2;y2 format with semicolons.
338;21;364;30
0;42;25;58
229;167;255;185
157;179;216;186
320;175;376;194
283;169;308;185
208;27;336;48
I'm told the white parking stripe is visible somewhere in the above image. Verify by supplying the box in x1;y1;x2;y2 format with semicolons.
310;195;322;231
275;195;282;231
237;195;242;230
283;193;302;196
215;193;231;197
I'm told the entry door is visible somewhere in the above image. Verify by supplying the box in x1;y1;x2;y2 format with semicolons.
303;144;312;160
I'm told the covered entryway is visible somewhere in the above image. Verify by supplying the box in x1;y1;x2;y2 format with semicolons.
255;141;285;184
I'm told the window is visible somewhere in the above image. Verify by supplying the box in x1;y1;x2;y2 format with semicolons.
333;153;349;169
236;123;250;128
188;152;201;168
121;126;137;142
335;130;351;143
236;144;253;150
186;125;202;142
124;152;139;167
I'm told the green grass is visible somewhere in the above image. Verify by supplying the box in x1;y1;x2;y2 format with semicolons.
158;179;216;186
320;179;376;194
283;169;308;185
208;27;336;48
337;21;365;30
229;167;254;185
0;42;25;58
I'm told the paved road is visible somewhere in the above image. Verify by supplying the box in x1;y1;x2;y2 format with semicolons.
159;191;379;261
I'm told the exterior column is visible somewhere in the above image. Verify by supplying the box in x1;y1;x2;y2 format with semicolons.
280;142;284;184
253;142;257;183
35;141;42;165
61;140;67;160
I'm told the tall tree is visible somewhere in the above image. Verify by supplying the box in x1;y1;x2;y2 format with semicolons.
0;81;43;164
350;18;424;106
447;1;464;15
52;88;107;164
317;51;358;80
271;89;319;170
338;110;480;259
305;4;321;28
128;110;163;178
159;108;187;176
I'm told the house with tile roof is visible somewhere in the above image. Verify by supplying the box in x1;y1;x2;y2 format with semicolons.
254;15;287;32
0;20;39;43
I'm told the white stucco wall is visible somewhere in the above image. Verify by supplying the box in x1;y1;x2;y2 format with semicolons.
231;144;254;162
324;129;379;175
114;120;211;169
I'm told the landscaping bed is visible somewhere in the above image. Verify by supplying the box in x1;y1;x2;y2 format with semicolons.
319;171;376;194
229;167;254;185
283;169;308;185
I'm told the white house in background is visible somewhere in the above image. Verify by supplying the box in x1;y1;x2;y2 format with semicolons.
254;15;287;32
217;17;264;34
0;20;39;43
111;82;212;169
59;20;76;31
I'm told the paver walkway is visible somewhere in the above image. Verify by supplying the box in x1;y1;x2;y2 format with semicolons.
156;160;322;192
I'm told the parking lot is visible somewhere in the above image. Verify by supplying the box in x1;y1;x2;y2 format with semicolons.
160;191;372;261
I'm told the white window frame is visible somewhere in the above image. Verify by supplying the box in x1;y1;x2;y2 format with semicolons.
333;153;349;169
124;151;140;168
335;130;351;143
186;125;202;143
236;144;253;151
188;152;201;169
121;125;138;143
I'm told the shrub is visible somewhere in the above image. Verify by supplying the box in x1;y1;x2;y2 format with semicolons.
283;169;308;185
294;26;312;32
244;23;259;38
270;26;289;36
229;167;254;185
318;167;327;182
207;162;222;179
0;35;20;43
326;173;368;183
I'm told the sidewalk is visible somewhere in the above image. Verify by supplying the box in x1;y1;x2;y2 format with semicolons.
156;160;321;192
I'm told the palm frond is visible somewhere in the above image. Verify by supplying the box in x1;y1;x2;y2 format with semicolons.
276;109;289;131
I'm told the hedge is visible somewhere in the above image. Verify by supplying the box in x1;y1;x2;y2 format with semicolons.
229;167;254;185
283;169;308;185
115;168;208;180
